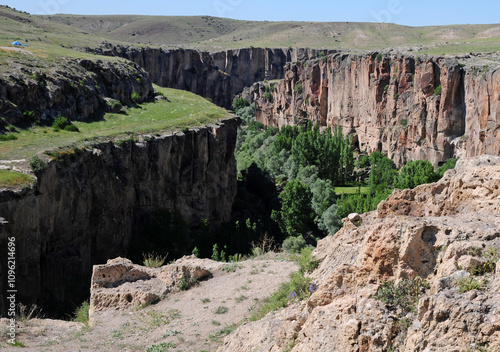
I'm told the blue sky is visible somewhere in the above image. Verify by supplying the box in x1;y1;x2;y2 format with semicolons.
2;0;499;27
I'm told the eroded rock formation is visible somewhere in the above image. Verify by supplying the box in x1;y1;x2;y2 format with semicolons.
0;58;153;123
245;53;500;167
220;155;500;352
89;256;221;324
91;45;331;108
0;118;238;316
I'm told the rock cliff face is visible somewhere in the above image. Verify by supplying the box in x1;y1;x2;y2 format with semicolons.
91;45;331;108
0;57;154;124
0;118;238;316
220;155;500;352
245;53;500;167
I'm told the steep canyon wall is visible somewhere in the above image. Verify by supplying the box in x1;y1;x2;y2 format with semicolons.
0;118;238;315
244;53;499;166
92;45;331;108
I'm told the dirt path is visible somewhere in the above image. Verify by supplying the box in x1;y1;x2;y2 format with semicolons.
1;254;297;352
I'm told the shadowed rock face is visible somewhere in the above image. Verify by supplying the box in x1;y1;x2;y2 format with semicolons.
245;53;499;167
0;118;238;316
92;45;332;108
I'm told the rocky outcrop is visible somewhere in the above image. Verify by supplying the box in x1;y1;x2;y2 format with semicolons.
0;118;238;316
0;57;153;124
90;45;332;108
245;53;500;167
89;256;221;323
220;156;500;352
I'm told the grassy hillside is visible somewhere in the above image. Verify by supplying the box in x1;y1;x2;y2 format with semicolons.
0;86;230;161
41;13;500;54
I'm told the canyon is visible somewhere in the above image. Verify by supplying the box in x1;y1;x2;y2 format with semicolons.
0;118;238;316
0;45;499;317
244;52;500;167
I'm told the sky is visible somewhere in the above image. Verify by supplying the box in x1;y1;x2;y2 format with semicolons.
2;0;499;27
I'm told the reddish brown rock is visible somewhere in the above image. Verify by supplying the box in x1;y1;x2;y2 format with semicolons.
247;53;499;167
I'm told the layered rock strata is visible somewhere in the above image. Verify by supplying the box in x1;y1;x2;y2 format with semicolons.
245;53;499;167
92;45;331;108
0;57;153;123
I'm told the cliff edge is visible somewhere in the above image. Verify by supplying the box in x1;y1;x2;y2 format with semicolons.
220;155;500;352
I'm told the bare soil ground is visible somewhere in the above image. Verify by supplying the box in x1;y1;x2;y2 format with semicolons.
0;254;297;352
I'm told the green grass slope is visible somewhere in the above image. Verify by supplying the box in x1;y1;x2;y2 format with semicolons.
0;86;231;161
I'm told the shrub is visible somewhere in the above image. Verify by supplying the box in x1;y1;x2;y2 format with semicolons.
7;125;16;132
232;97;250;110
0;134;17;141
394;160;437;190
282;235;308;253
29;155;48;174
435;158;457;179
179;273;198;291
456;277;485;293
434;84;442;96
376;53;383;61
294;247;319;274
72;301;90;326
64;124;80;132
214;305;228;314
264;91;272;101
107;99;123;112
375;277;429;314
131;91;142;104
294;83;303;94
400;119;407;127
52;116;69;131
23;110;36;119
143;252;167;267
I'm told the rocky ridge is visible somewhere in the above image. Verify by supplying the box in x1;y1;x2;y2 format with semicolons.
0;118;239;316
244;53;500;167
90;45;332;108
0;56;153;124
220;155;500;352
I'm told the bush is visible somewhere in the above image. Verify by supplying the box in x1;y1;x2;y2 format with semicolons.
0;134;17;141
400;119;407;127
456;277;485;293
434;84;442;96
282;235;308;253
29;155;48;174
63;124;80;132
23;110;36;119
143;252;167;267
264;91;272;101
107;99;123;112
131;91;142;104
72;301;90;326
52;116;69;131
232;97;250;110
375;277;429;314
179;273;198;291
294;83;303;94
435;158;457;178
394;160;437;190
